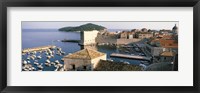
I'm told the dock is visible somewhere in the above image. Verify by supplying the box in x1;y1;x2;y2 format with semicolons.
22;45;56;53
110;53;151;61
61;39;80;43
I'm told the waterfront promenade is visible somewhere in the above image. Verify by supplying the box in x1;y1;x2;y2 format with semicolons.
22;45;56;53
110;53;151;61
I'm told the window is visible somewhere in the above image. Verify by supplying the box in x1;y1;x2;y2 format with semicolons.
71;64;75;70
83;66;87;70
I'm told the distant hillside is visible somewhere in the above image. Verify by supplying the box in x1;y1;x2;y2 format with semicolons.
58;23;106;32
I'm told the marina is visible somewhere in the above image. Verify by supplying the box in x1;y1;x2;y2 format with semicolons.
22;29;146;71
22;44;66;71
22;29;151;71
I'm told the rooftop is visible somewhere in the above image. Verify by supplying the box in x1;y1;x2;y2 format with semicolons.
160;51;175;57
94;60;141;71
161;35;174;40
145;62;173;71
64;48;106;60
159;39;178;48
148;38;178;48
138;32;152;34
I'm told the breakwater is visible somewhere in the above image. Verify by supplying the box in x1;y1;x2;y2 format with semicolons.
22;45;56;53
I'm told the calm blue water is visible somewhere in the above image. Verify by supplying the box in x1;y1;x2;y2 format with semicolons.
22;29;141;71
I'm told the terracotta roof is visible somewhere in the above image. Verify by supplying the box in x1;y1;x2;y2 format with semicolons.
159;39;178;48
162;35;173;39
160;51;175;56
64;48;106;59
150;39;178;48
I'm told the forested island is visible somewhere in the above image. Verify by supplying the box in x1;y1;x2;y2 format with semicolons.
58;23;106;32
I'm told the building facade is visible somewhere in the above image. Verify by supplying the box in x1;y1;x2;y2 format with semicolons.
146;44;165;56
146;37;178;57
159;51;175;62
80;30;99;45
136;32;153;39
63;48;106;71
120;31;128;39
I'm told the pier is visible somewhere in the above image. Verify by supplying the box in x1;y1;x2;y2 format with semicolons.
110;53;151;61
22;45;56;53
61;39;80;43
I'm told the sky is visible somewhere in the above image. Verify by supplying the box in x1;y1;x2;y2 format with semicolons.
22;21;178;30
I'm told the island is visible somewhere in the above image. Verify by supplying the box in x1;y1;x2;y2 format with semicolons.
58;23;106;32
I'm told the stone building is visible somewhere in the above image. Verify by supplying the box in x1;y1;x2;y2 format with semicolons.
63;48;106;71
120;31;135;39
128;31;135;39
146;38;178;57
141;28;148;32
80;30;99;45
153;31;159;37
146;44;164;56
94;60;141;71
128;34;133;39
120;31;128;39
145;53;178;71
159;29;174;36
159;51;175;62
136;32;153;39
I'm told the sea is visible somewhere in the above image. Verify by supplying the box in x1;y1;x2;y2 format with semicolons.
22;29;142;71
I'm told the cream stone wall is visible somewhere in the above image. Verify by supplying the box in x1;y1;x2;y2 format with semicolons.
64;58;91;71
80;30;99;45
116;38;141;45
138;34;153;39
91;54;107;70
64;54;106;71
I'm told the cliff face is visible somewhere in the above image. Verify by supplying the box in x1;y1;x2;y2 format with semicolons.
59;23;106;32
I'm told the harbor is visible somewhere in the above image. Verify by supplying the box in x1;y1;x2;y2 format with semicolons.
22;45;66;71
22;44;146;71
21;29;152;71
22;22;178;71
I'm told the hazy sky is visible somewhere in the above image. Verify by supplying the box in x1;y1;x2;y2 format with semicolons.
22;21;178;30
